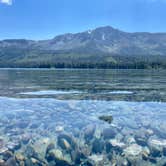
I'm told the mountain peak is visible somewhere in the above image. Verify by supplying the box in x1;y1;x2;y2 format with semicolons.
94;25;118;31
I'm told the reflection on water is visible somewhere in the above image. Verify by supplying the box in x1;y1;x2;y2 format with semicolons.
108;91;133;94
20;90;83;95
1;69;166;101
0;69;166;165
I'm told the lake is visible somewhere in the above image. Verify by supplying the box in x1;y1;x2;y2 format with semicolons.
0;69;166;165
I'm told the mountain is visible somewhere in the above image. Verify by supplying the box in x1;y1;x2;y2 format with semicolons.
1;26;166;68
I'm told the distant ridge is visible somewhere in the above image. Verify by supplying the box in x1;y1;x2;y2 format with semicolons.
1;26;166;68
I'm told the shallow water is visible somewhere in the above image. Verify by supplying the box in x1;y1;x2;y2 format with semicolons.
0;69;166;165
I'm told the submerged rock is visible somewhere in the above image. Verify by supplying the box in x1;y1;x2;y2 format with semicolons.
108;139;124;155
16;121;29;129
7;141;21;151
102;127;117;139
124;144;143;156
25;145;38;159
15;153;25;162
148;138;166;147
42;137;50;145
2;151;13;161
58;138;71;150
88;154;108;165
84;124;96;141
148;138;166;157
109;139;125;148
46;143;55;154
145;129;154;136
135;136;147;147
105;141;112;153
46;149;63;162
81;160;93;166
55;125;64;132
148;156;157;164
0;147;8;154
92;138;104;154
150;147;162;158
21;134;31;144
125;136;136;144
71;150;86;165
24;158;34;166
29;123;40;129
46;149;72;165
0;159;5;165
31;157;42;166
99;115;113;124
163;147;166;156
141;147;150;161
5;157;17;166
58;133;76;150
0;137;4;147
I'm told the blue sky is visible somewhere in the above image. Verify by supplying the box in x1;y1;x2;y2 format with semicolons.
0;0;166;39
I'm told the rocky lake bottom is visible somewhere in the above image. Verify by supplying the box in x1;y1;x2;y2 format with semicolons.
0;97;166;166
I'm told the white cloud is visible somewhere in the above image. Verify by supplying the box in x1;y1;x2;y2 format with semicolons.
0;0;12;5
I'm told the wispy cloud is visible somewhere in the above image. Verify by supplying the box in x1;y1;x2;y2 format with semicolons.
0;0;12;5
